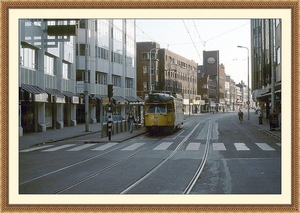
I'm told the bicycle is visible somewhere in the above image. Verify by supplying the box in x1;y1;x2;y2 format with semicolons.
239;115;243;123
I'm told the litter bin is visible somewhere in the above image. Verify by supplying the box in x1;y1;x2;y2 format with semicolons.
259;115;263;124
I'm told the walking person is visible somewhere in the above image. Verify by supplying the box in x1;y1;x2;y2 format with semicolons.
127;112;136;133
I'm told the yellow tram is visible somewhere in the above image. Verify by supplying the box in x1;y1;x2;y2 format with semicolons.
144;91;184;135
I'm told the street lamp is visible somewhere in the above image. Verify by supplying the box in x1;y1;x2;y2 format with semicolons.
149;47;160;94
237;45;250;120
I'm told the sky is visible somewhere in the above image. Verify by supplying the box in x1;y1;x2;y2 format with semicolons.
135;19;251;85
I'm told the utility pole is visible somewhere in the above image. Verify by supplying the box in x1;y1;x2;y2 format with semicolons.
84;19;89;132
237;45;250;120
270;19;275;112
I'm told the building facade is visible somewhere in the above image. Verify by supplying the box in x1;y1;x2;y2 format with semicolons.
136;42;199;114
251;19;281;118
19;19;78;136
197;51;227;112
19;19;139;136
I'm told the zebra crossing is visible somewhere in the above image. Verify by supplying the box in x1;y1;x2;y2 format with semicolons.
20;141;280;153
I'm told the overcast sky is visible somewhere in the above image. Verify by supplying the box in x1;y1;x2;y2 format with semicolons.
135;19;251;85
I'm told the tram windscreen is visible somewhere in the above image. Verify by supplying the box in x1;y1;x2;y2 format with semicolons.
146;104;167;114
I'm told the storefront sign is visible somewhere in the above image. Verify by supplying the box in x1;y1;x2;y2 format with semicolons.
55;96;66;103
72;96;79;104
34;93;48;102
76;81;84;94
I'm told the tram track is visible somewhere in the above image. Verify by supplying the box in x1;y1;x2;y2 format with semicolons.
120;122;211;194
20;118;214;194
183;121;212;194
19;135;164;188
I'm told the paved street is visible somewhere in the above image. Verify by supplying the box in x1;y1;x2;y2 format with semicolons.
19;110;281;196
19;111;280;150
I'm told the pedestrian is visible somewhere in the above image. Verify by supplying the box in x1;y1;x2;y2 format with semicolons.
238;109;244;123
127;112;136;133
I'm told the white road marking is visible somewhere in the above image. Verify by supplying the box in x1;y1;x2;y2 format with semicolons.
185;142;200;151
234;143;250;151
92;143;118;151
20;145;54;152
256;143;275;151
153;142;172;150
41;144;75;152
213;143;226;150
67;144;96;151
121;143;145;151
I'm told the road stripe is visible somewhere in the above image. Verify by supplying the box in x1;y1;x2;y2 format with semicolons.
234;143;250;151
20;145;54;153
121;143;145;151
67;144;96;151
41;144;75;152
185;142;200;151
276;143;281;146
256;143;275;151
213;143;226;151
153;142;172;150
92;143;118;151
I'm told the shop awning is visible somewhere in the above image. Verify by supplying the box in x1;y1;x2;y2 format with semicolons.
112;96;128;105
63;91;79;104
252;88;268;102
125;96;137;102
126;96;144;105
20;84;48;102
94;94;108;100
94;94;109;105
45;88;65;103
21;84;46;94
62;91;76;97
136;96;144;102
256;90;281;102
45;88;65;98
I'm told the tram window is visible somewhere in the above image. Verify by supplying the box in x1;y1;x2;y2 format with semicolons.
147;104;166;114
167;103;173;112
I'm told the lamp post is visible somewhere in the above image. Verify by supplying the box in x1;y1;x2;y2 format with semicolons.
237;45;250;120
149;47;160;94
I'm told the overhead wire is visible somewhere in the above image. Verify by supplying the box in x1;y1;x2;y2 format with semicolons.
182;20;202;63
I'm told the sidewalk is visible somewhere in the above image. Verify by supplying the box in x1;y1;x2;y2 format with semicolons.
19;112;281;150
19;123;146;150
244;112;281;140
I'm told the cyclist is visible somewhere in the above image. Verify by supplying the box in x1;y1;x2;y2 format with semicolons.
238;109;244;123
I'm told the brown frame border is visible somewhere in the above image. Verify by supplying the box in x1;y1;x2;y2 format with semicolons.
1;0;299;212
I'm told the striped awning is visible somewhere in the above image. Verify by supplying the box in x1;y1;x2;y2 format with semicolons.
125;96;138;102
21;84;46;94
45;88;65;98
112;96;128;105
62;91;76;97
94;94;108;100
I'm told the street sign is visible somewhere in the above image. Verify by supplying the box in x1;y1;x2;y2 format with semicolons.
76;81;84;94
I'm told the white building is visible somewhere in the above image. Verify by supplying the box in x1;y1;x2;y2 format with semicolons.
19;19;139;136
